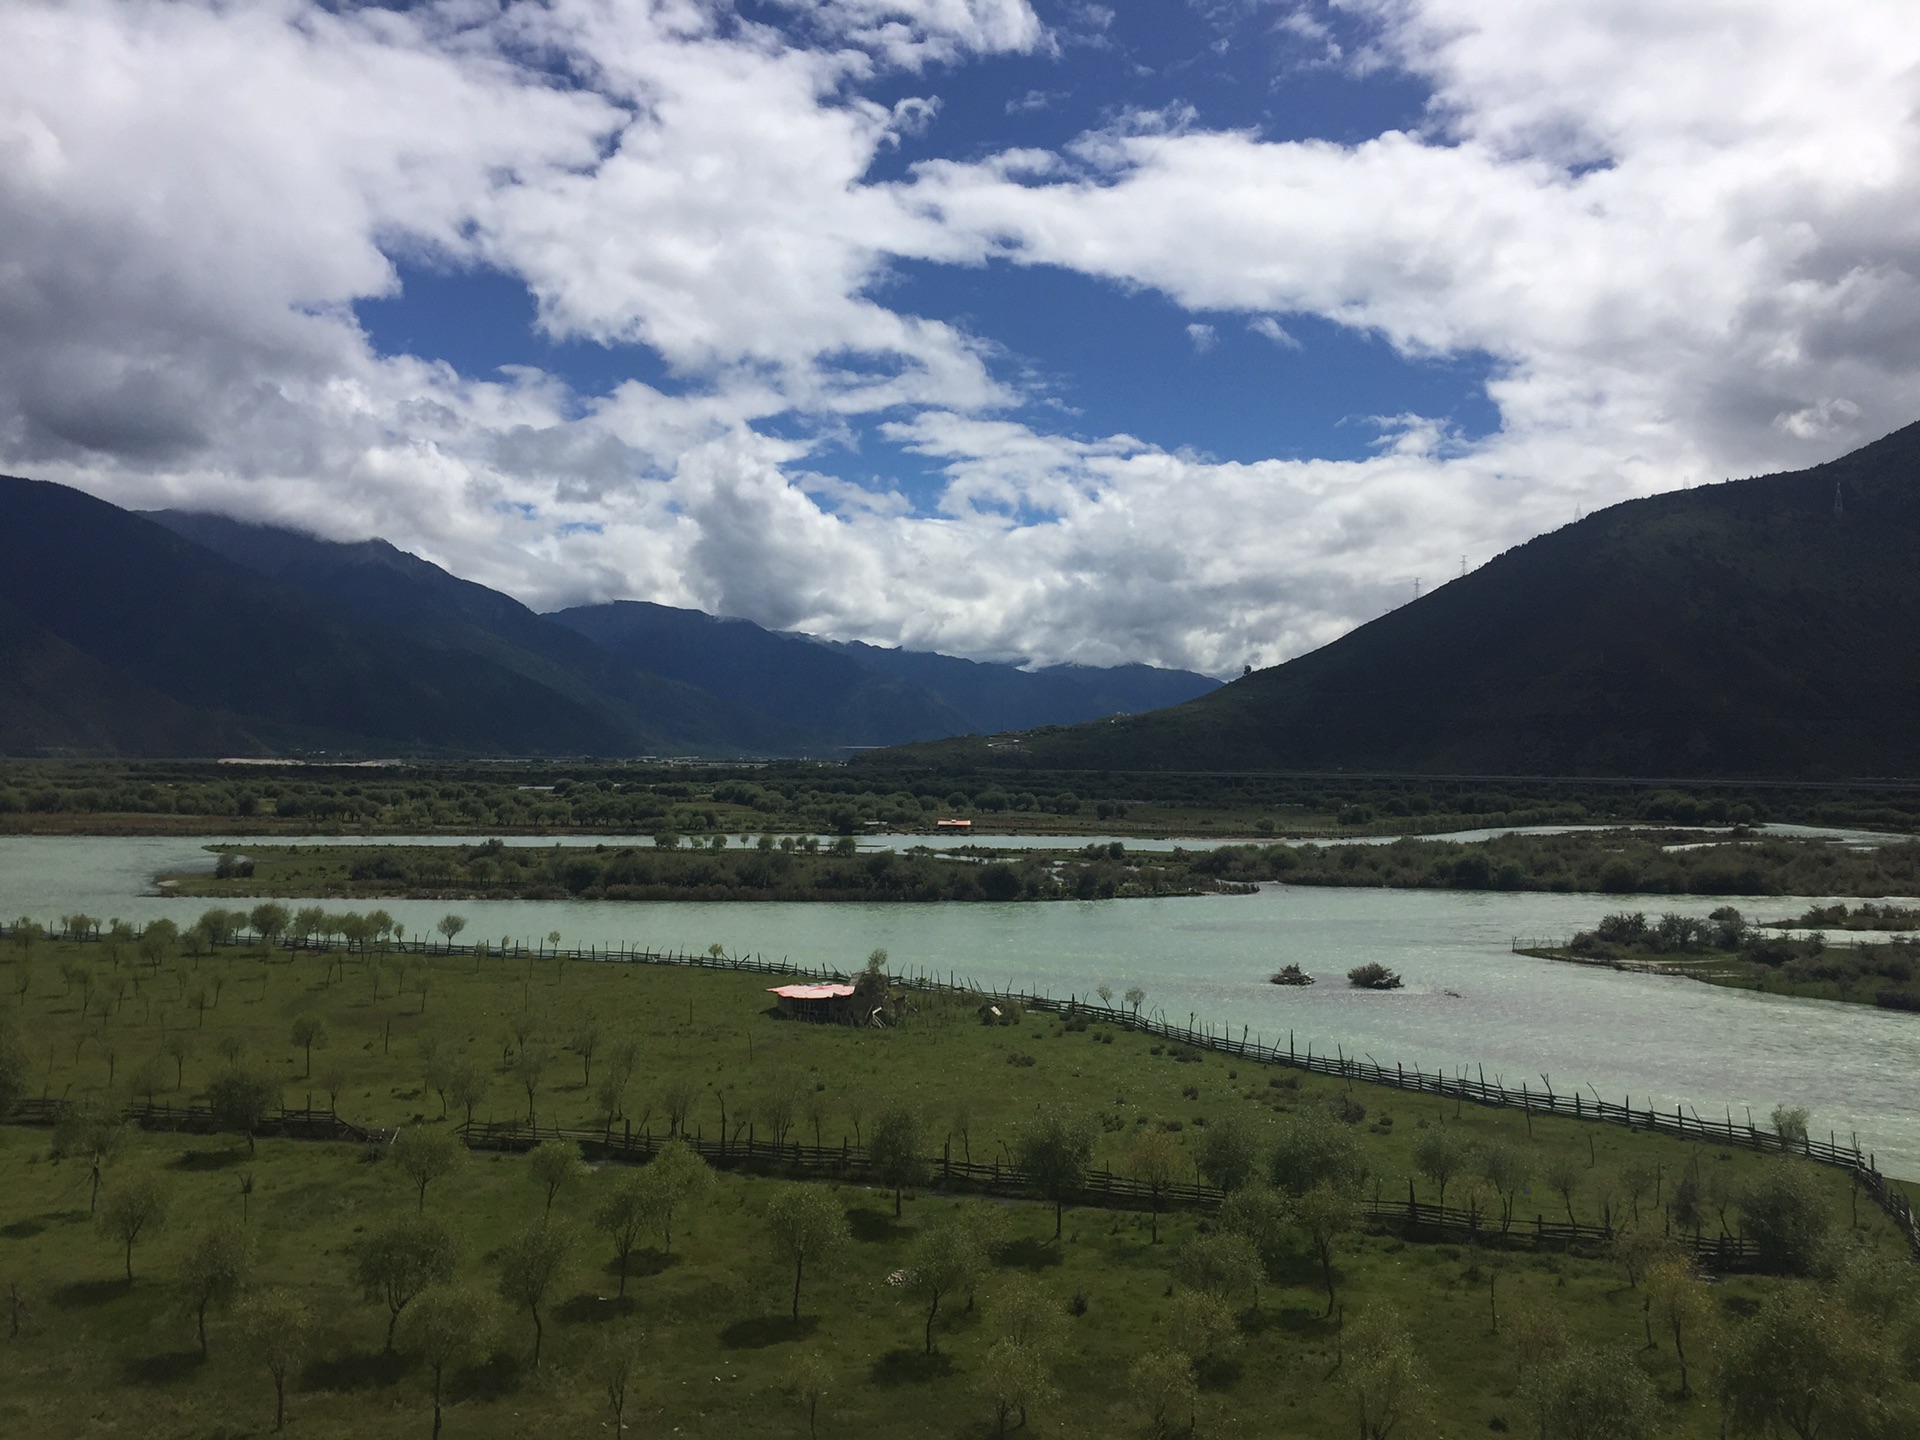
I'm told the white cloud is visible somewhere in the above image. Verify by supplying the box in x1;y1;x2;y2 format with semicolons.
1185;322;1217;353
1248;316;1301;349
2;0;1919;683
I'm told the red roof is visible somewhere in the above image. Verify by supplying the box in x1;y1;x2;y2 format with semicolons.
768;983;856;1000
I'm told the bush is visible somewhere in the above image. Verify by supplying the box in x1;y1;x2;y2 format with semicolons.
1347;963;1403;990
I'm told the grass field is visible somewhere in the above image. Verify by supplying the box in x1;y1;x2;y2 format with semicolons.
1;933;1913;1438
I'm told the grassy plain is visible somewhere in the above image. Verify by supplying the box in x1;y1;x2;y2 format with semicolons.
0;935;1913;1439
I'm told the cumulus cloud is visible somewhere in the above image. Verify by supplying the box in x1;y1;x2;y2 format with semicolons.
1;0;1918;679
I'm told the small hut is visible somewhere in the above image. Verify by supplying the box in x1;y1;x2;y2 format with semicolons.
767;981;857;1023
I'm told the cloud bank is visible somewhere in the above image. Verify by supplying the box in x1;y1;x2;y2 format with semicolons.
2;0;1918;674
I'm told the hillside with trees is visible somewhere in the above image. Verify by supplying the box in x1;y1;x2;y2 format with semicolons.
901;421;1920;778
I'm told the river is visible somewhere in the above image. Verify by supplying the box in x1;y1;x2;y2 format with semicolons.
3;833;1916;1176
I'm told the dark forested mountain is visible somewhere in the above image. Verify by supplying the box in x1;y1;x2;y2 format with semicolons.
0;478;1218;757
549;602;1221;744
894;421;1920;779
548;601;975;746
0;478;785;757
829;640;1222;734
147;511;802;756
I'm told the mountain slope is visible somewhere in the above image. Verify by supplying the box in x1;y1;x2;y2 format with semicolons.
910;421;1920;778
552;603;1221;744
548;601;975;746
149;512;803;756
830;641;1221;734
0;477;764;757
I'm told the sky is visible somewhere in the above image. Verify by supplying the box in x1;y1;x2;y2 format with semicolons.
3;1;1919;677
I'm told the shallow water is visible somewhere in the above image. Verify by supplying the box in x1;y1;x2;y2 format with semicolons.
3;833;1916;1176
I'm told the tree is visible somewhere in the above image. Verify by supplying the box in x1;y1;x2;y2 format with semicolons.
398;1284;495;1440
1413;1126;1469;1207
1013;1108;1096;1239
178;1220;254;1357
289;1014;326;1078
512;1048;546;1125
1544;1151;1584;1227
573;1022;601;1086
765;1185;849;1321
449;1060;488;1128
1129;1350;1196;1440
1348;1306;1432;1440
594;1172;655;1298
355;1215;459;1349
894;1219;986;1353
868;1105;928;1216
529;1139;586;1214
1741;1163;1832;1274
1478;1141;1532;1231
206;1066;281;1154
1269;1110;1369;1198
1129;1129;1184;1243
1217;1184;1293;1281
1531;1346;1662;1440
248;903;290;949
1645;1257;1715;1397
496;1218;575;1367
391;1126;465;1213
1175;1231;1261;1309
994;1273;1068;1357
163;1032;192;1089
599;1331;644;1435
1197;1113;1261;1193
1296;1180;1359;1316
98;1174;169;1282
52;1101;126;1213
435;914;467;951
1718;1284;1896;1439
640;1139;712;1255
1771;1104;1811;1147
595;1070;627;1139
783;1348;833;1439
238;1288;311;1433
977;1337;1057;1438
1167;1290;1240;1370
0;1015;24;1118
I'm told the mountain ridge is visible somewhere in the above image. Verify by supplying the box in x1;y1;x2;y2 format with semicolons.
873;421;1920;779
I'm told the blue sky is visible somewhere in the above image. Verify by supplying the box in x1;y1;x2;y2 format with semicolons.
6;1;1917;671
355;1;1490;510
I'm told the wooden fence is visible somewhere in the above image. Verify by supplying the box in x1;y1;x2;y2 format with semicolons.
457;1116;1763;1269
9;1095;385;1145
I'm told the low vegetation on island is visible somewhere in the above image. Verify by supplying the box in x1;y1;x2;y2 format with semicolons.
1;920;1916;1438
159;826;1920;908
1523;909;1920;1011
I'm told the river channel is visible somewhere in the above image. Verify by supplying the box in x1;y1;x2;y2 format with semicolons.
3;833;1916;1176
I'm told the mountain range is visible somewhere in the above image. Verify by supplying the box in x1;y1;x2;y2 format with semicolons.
0;476;1216;758
889;421;1920;779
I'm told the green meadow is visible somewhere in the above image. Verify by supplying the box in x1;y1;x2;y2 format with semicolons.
1;927;1915;1439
